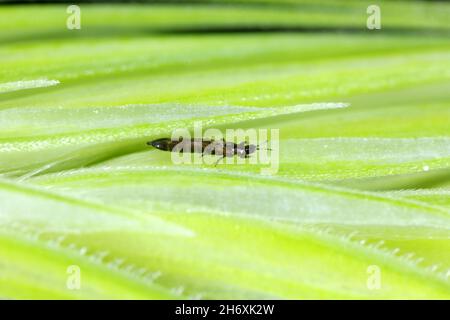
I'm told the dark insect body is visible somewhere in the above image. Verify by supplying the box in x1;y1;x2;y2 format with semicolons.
148;137;265;164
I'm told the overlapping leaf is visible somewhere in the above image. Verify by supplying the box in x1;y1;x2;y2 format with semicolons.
0;1;449;299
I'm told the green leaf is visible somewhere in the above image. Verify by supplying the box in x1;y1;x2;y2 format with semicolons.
0;102;347;176
1;1;449;299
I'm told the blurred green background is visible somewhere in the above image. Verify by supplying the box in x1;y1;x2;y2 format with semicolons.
0;0;449;299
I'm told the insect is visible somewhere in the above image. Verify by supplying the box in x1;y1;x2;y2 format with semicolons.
147;137;268;165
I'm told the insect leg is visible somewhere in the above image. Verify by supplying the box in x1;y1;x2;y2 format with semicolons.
214;156;225;166
202;146;216;157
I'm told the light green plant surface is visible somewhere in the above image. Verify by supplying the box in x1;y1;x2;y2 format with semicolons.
0;1;449;299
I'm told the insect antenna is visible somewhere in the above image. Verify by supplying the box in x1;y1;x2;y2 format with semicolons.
256;140;272;151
